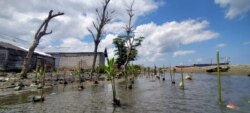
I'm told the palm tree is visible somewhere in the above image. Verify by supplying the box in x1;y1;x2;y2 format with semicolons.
103;58;120;106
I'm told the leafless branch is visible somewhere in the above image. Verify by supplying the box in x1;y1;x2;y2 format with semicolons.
87;28;96;41
20;10;64;78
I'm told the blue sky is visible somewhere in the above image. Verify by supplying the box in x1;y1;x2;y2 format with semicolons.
134;0;250;65
0;0;249;66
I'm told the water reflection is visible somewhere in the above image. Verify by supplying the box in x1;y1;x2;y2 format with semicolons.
0;74;250;113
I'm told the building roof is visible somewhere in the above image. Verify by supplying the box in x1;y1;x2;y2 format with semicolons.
47;52;104;55
0;41;26;51
0;41;52;57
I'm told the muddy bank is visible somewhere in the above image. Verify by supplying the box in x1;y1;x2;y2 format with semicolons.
0;72;105;97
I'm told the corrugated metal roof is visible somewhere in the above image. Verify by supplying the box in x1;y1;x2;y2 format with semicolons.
0;41;52;57
48;52;104;54
0;41;26;51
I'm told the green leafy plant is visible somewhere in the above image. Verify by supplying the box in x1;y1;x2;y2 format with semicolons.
74;65;84;90
33;66;46;102
102;58;120;105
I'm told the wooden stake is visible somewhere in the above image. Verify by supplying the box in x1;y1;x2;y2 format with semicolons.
217;50;222;104
181;68;184;89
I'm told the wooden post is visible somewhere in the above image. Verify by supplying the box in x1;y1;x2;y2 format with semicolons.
170;66;172;82
154;65;157;75
181;68;184;89
217;50;222;104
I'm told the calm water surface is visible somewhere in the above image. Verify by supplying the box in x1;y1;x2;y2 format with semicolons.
0;73;250;113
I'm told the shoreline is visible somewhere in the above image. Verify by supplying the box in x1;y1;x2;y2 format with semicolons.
171;64;250;75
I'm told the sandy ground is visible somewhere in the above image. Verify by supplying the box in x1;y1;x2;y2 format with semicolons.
170;64;250;75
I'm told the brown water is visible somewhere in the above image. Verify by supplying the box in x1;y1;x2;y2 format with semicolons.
0;73;250;113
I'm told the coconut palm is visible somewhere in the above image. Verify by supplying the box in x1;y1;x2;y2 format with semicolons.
102;58;120;105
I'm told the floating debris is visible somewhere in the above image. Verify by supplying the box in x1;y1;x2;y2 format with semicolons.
185;75;192;80
50;92;56;95
226;102;236;109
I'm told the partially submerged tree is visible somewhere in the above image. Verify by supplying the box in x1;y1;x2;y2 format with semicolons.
122;0;144;89
20;10;64;79
88;0;113;81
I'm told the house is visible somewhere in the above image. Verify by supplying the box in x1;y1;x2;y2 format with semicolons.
0;41;55;71
48;52;105;70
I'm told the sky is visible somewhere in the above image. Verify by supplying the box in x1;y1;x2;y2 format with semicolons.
0;0;250;66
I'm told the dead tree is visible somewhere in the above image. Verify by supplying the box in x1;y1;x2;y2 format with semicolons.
20;10;64;79
88;0;113;80
123;0;144;89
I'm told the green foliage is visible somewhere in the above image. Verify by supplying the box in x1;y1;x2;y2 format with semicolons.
128;64;141;77
102;58;117;78
34;67;45;77
74;67;81;77
113;36;144;66
113;37;128;66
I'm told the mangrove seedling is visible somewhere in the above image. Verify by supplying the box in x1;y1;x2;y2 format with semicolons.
102;58;120;106
179;68;184;89
74;65;84;91
33;67;39;84
33;66;46;102
63;70;68;85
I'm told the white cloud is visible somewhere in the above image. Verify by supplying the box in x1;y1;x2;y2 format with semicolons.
215;0;250;19
173;50;196;57
0;0;160;49
134;19;218;65
216;43;227;48
0;0;220;66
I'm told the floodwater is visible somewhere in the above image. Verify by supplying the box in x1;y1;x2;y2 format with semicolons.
0;73;250;113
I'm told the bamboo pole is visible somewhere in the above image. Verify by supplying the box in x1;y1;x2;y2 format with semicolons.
217;50;222;104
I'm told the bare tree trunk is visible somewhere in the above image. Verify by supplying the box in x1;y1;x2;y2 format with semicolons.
123;47;131;89
88;0;113;81
90;42;98;80
111;77;116;102
123;0;135;89
21;42;38;78
20;10;63;79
